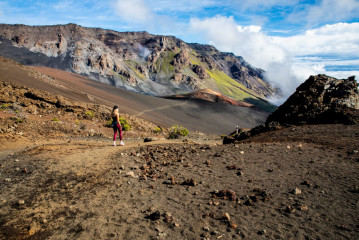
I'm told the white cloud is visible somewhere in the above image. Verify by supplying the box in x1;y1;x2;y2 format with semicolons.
150;0;217;13
114;0;154;23
274;22;359;56
226;0;299;10
190;16;359;102
306;0;359;24
237;25;261;32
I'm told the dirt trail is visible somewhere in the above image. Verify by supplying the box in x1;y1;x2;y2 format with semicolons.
135;101;189;117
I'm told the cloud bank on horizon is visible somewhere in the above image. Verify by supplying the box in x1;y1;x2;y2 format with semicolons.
1;0;359;102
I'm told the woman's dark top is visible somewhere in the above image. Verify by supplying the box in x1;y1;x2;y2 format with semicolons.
112;115;119;125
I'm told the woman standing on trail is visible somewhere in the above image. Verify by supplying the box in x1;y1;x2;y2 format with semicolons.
112;105;125;146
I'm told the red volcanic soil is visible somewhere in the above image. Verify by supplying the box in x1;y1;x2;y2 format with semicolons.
164;89;254;107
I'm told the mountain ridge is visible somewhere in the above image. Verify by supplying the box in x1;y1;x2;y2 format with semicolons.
0;23;276;110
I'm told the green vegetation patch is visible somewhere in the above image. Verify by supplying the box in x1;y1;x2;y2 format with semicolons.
105;117;131;131
168;124;189;139
10;117;24;123
84;110;95;119
0;103;10;111
189;54;201;66
206;70;276;112
153;126;163;134
207;70;254;101
155;50;177;75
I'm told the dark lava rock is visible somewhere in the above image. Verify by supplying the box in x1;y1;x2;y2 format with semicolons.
266;75;359;125
145;210;161;221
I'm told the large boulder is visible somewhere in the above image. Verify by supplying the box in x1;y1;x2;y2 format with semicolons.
266;75;359;125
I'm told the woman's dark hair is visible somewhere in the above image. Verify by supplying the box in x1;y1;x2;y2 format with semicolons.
113;105;118;110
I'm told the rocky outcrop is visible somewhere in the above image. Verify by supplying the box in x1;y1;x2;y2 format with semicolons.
266;75;359;125
223;74;359;144
192;65;209;79
0;23;275;108
172;50;190;67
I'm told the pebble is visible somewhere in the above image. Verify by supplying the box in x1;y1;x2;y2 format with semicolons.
299;205;309;211
292;188;302;195
15;159;19;162
158;232;167;237
240;151;244;154
18;200;25;205
236;171;244;176
119;165;125;170
223;212;231;222
125;171;135;177
203;226;210;232
258;229;267;235
5;178;11;182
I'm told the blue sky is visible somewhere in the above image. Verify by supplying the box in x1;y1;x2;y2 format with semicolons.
1;0;359;100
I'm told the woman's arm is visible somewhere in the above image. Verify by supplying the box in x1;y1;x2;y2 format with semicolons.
116;112;120;124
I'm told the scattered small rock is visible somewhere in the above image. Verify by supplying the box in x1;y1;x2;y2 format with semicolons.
181;178;197;186
223;212;231;222
350;185;359;193
144;137;153;142
226;165;237;170
236;171;244;176
292;188;302;195
125;171;135;177
203;226;210;232
284;206;296;213
230;223;238;229
299;205;309;211
146;210;161;221
213;190;236;201
18;200;25;205
301;180;312;187
163;212;174;223
337;225;350;231
258;229;267;235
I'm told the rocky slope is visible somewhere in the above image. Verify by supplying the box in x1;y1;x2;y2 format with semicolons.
0;23;275;110
0;56;270;134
